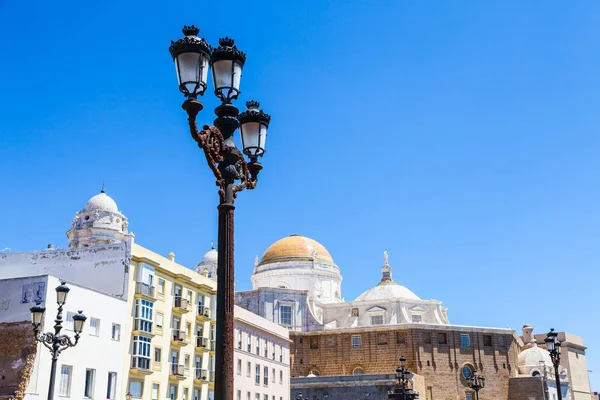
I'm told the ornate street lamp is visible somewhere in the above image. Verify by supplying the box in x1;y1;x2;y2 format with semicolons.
389;356;419;399
545;328;563;400
467;370;485;400
30;281;87;400
169;25;271;400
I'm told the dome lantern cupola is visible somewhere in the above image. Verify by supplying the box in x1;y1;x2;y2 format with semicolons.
197;245;218;281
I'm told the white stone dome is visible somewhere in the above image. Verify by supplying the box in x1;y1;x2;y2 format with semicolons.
85;191;119;213
355;282;420;302
200;247;218;265
518;340;552;375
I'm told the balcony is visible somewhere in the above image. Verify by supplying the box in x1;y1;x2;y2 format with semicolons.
134;282;155;300
193;368;209;384
173;296;191;314
196;305;211;322
130;356;152;375
171;329;189;347
195;337;211;353
132;318;154;337
169;363;188;381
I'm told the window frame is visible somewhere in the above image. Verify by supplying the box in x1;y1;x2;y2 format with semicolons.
460;333;471;347
351;335;362;348
59;364;72;397
111;323;121;341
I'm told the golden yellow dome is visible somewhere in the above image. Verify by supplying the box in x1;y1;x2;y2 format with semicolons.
259;234;334;266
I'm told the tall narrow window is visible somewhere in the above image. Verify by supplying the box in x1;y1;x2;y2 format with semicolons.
65;312;75;330
264;366;268;386
106;372;117;400
84;369;95;398
158;279;165;295
351;335;362;348
280;305;292;326
111;324;121;341
237;359;242;375
255;364;260;385
169;385;177;400
134;299;154;333
152;384;159;400
247;333;252;352
247;362;251;377
59;365;72;396
461;334;471;347
156;313;164;330
89;318;100;336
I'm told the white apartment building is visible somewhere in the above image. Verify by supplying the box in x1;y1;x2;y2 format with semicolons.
233;306;291;400
0;275;128;400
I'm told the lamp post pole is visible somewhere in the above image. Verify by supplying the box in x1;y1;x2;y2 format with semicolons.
467;370;485;400
545;329;563;400
29;281;87;400
169;26;271;400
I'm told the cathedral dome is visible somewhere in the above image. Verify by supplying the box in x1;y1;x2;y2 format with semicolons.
355;283;420;302
518;340;552;375
258;234;334;266
200;247;218;265
85;191;119;213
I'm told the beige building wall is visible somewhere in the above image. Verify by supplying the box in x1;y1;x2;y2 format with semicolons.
123;243;217;400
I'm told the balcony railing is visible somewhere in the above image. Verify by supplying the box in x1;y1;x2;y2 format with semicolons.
197;305;211;318
133;318;153;334
172;329;187;342
174;296;190;311
135;282;155;298
131;356;151;370
170;363;187;377
195;368;208;381
196;337;210;349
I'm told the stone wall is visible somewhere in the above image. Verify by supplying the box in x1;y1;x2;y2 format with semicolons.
0;321;37;400
290;326;520;399
507;376;547;400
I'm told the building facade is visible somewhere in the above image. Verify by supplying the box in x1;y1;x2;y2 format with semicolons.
0;275;128;400
233;306;291;400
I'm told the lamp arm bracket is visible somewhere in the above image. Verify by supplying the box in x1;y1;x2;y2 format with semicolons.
57;334;78;351
34;331;55;353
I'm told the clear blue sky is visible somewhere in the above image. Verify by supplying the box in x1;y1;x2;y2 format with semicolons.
1;0;599;390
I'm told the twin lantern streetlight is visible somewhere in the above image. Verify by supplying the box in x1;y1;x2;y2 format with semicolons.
545;328;563;400
30;281;87;400
169;25;272;400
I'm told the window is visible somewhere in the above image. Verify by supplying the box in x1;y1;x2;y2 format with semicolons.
256;337;260;355
238;330;242;349
308;369;320;376
498;335;505;348
89;318;100;336
255;364;260;385
264;366;268;386
158;279;165;294
351;335;362;348
351;308;359;317
424;332;431;344
106;372;117;400
169;385;177;400
396;332;406;345
255;395;259;400
134;299;154;333
183;387;189;400
264;395;268;400
152;384;159;400
466;394;473;400
84;369;95;398
411;314;422;323
59;365;72;396
154;347;162;363
352;367;364;375
272;368;275;383
237;391;241;400
370;315;384;325
247;361;251;377
483;335;492;347
462;365;474;379
65;312;75;330
310;337;319;349
438;332;448;344
193;389;200;400
279;370;283;384
377;333;388;345
237;358;242;375
247;333;252;352
156;313;164;329
327;336;336;347
280;305;292;326
128;380;143;398
132;336;152;369
461;334;471;347
264;340;268;357
111;324;121;341
247;392;251;400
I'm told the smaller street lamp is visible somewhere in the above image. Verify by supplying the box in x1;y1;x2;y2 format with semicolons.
30;281;87;400
210;37;246;103
389;356;419;399
545;328;563;400
467;370;485;400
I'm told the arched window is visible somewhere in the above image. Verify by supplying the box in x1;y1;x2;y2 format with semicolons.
352;367;365;375
462;364;474;379
308;369;320;377
532;370;541;377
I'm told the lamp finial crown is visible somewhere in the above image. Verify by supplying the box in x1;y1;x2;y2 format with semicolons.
182;25;200;36
219;37;235;47
246;100;260;109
